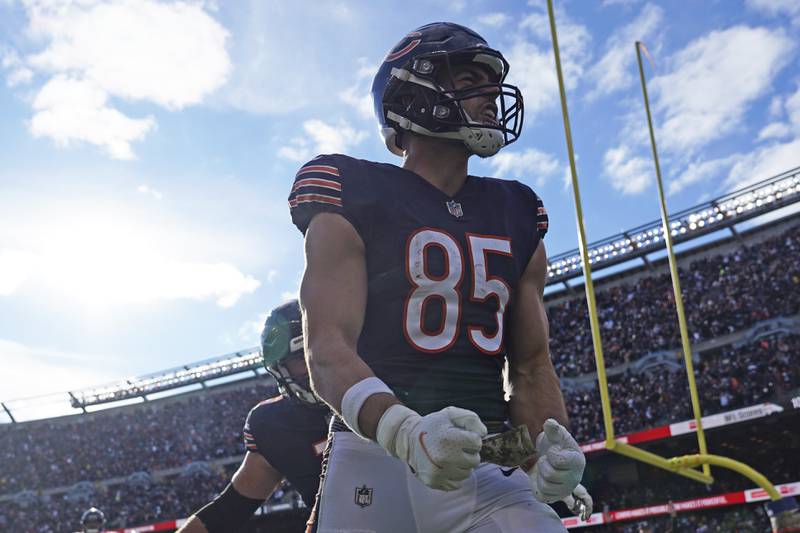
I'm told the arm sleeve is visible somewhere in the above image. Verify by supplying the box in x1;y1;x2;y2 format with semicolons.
288;154;367;237
515;182;548;254
535;193;549;240
243;409;259;454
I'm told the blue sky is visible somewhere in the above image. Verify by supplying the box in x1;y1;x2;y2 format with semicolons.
1;0;799;403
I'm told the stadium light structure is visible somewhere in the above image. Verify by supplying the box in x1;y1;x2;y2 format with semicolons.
546;165;800;285
68;348;263;408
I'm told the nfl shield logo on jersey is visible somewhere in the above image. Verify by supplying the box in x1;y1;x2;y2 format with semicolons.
446;200;463;218
354;484;373;508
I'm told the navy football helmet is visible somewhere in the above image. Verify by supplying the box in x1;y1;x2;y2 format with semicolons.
261;300;323;407
372;22;524;157
81;507;105;533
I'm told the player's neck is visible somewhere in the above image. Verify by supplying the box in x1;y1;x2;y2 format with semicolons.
402;138;470;197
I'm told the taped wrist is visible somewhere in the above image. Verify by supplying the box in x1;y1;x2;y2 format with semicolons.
341;376;395;439
195;483;263;533
376;404;419;459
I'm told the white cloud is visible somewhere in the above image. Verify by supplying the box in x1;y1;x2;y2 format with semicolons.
1;48;34;87
602;0;641;6
507;8;591;123
446;0;465;13
339;59;378;120
746;0;800;25
281;290;297;301
786;84;800;131
0;215;260;308
238;311;268;343
278;118;368;162
267;269;278;283
603;145;652;194
137;184;163;201
30;76;156;159
0;339;124;401
757;122;791;141
586;3;664;100
0;249;37;296
668;155;738;195
487;148;559;187
503;40;559;122
278;142;311;163
520;9;592;82
724;138;800;191
650;26;794;154
220;2;364;115
562;160;574;191
476;13;510;29
10;0;230;158
768;95;784;118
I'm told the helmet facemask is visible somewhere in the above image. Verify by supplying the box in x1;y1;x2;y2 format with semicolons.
265;337;323;408
81;507;105;533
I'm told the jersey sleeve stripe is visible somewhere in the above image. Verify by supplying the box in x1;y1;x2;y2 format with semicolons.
292;177;342;192
297;165;340;177
289;193;343;208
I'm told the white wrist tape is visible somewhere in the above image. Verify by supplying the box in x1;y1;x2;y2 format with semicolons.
376;404;418;458
340;377;395;439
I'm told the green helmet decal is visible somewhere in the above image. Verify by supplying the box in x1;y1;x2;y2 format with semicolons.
261;300;302;370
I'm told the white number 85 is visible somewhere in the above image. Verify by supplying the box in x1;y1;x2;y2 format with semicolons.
403;228;511;355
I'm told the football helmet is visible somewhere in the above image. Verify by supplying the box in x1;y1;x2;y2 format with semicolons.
81;507;105;533
372;22;524;158
261;300;323;407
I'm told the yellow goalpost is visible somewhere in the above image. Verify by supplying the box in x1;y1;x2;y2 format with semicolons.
545;0;780;500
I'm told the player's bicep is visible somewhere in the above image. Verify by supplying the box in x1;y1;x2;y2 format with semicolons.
300;212;367;352
231;451;283;500
509;241;550;376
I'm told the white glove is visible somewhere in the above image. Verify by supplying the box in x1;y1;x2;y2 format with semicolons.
377;405;487;491
563;483;593;521
528;419;586;503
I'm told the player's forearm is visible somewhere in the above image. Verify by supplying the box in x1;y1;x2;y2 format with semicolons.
508;351;569;441
306;336;400;439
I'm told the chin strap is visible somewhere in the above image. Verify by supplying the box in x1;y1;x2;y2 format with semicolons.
386;111;504;157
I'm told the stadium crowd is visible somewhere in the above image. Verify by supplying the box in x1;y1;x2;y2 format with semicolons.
0;381;277;495
549;224;800;376
601;505;772;532
0;463;305;533
0;223;798;532
0;330;796;498
567;332;800;443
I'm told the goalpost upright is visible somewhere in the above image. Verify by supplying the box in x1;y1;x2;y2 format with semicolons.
545;0;780;500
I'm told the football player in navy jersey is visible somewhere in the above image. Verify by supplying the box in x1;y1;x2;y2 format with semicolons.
292;22;589;532
177;300;329;533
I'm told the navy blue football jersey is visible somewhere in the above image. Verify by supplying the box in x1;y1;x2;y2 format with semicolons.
289;154;549;422
243;396;329;506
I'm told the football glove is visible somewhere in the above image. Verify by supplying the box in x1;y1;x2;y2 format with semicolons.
527;419;586;503
563;483;593;521
377;405;487;491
